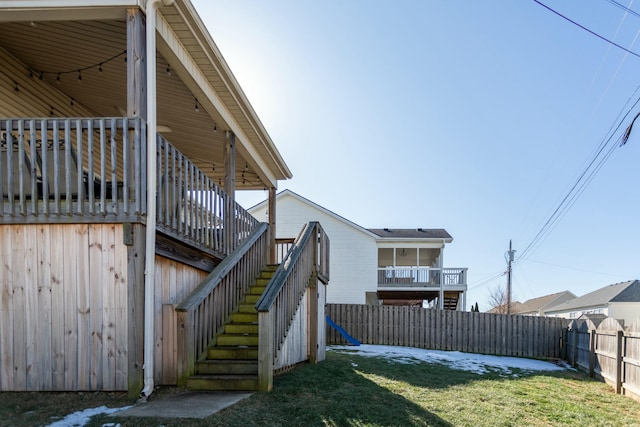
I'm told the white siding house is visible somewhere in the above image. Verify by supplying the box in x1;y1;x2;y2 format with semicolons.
545;280;640;326
250;190;377;304
249;190;468;308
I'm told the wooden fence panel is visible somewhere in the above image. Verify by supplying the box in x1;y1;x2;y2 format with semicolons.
624;321;640;401
326;304;568;359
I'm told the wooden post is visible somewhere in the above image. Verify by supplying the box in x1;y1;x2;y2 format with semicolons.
223;131;236;252
258;310;274;391
615;329;623;394
127;8;146;201
308;274;319;364
572;327;578;368
126;223;145;397
176;310;195;387
268;186;276;264
589;329;596;377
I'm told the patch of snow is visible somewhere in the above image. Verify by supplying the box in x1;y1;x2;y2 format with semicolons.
44;405;132;427
329;344;569;376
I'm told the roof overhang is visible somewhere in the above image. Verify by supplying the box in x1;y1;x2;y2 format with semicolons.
0;0;292;190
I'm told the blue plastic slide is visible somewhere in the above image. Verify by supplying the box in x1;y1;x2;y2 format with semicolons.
326;315;361;346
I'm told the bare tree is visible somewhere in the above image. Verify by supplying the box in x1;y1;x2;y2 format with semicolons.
488;284;509;314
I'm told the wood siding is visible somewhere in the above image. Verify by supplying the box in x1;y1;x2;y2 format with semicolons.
0;224;208;391
0;223;128;391
154;255;207;385
326;304;568;359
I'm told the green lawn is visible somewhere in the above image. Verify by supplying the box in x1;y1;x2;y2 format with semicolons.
1;349;639;427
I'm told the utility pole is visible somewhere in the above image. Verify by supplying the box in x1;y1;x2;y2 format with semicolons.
506;240;516;314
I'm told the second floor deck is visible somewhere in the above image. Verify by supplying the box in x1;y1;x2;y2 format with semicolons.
0;117;258;261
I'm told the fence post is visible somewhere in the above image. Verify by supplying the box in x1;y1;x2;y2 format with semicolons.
561;327;567;361
615;329;623;394
589;329;596;378
572;327;578;368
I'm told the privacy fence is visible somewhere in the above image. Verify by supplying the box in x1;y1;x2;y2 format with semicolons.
565;317;640;401
326;304;568;359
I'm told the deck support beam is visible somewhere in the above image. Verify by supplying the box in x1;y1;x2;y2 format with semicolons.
125;8;146;398
268;186;276;264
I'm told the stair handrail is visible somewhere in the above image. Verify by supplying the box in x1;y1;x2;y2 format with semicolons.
255;221;329;391
175;222;269;384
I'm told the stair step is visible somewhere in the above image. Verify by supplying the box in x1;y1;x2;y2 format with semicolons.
216;333;258;347
225;323;259;334
208;346;258;360
244;294;261;304
195;360;258;375
186;375;259;391
231;312;258;323
238;303;258;314
255;278;271;287
249;286;266;296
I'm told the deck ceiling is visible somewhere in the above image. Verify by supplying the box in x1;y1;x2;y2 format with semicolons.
0;2;291;190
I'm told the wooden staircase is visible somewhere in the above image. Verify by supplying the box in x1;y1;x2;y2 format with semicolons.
442;292;460;310
185;265;277;391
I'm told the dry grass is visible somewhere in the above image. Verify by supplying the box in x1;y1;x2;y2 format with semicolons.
1;350;639;426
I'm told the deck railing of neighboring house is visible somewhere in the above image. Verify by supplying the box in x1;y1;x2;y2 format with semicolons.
175;222;269;382
0;117;259;257
377;267;467;288
256;221;329;391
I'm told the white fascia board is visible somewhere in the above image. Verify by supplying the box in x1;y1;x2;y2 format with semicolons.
377;241;448;248
0;1;139;21
155;12;278;187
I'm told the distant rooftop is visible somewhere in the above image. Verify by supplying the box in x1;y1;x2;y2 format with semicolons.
367;228;452;240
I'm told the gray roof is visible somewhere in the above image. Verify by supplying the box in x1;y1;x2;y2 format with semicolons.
367;228;452;240
546;280;640;313
514;291;577;314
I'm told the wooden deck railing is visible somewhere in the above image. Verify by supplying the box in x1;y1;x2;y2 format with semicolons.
256;221;329;391
155;135;258;255
175;223;269;383
377;267;467;288
0;117;259;257
1;117;145;221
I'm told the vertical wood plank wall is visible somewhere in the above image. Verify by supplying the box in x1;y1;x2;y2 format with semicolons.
0;225;209;391
0;224;128;391
154;255;207;384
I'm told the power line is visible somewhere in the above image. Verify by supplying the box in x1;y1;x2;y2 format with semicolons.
532;0;640;59
607;0;640;18
514;94;639;265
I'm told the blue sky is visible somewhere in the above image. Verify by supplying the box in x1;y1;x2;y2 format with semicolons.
193;0;640;310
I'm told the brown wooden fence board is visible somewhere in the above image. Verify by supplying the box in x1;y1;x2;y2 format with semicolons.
326;304;568;359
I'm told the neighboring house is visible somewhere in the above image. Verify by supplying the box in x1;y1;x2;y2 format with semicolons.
545;280;640;326
0;1;327;395
488;291;577;316
248;190;468;310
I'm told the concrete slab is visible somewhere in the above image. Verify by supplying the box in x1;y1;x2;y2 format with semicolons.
114;391;253;419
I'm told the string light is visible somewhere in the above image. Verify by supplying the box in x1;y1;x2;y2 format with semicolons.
49;106;54;116
213;122;217;132
26;49;126;83
13;81;19;92
194;98;199;112
166;64;171;76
